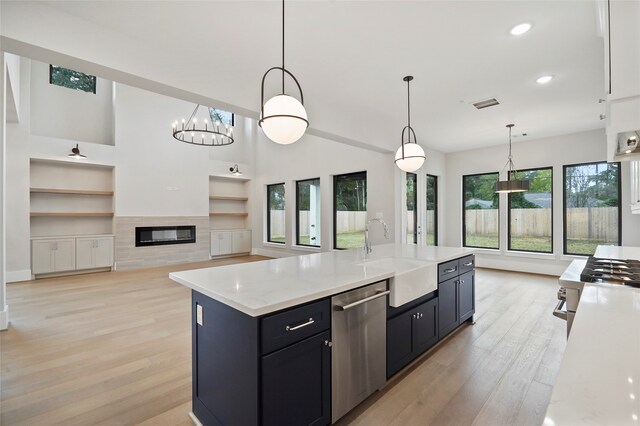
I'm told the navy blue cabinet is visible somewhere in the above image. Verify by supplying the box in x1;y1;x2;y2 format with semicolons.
262;330;331;426
387;296;438;378
438;256;475;339
459;270;475;323
387;255;475;379
192;291;331;426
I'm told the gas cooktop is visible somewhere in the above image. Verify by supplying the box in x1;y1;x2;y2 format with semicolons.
580;257;640;287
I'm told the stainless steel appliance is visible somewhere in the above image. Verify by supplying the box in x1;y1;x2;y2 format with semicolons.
553;286;581;338
579;257;640;286
554;256;640;338
331;281;389;423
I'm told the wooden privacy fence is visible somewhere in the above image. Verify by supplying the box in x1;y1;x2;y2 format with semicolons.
270;211;367;237
510;209;551;237
566;207;618;241
466;207;618;241
465;209;499;237
406;211;435;232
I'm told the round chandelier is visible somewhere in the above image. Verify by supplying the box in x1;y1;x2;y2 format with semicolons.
395;76;426;172
258;0;308;145
172;104;234;146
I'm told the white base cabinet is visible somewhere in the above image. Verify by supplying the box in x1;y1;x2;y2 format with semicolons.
32;238;76;274
32;235;114;276
210;230;252;257
76;237;114;269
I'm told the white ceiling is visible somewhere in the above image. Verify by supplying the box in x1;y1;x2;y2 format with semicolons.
39;1;607;153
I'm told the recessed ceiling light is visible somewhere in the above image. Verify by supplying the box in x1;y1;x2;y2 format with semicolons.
510;23;532;35
536;75;554;84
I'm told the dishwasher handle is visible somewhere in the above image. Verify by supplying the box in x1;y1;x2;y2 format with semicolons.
553;299;568;321
336;290;390;311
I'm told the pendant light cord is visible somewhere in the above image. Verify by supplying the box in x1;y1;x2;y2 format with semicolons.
282;0;285;94
407;78;411;130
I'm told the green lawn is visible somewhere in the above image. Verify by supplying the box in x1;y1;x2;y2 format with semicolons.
336;231;365;249
465;233;612;256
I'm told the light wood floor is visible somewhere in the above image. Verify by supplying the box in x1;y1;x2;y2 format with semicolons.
1;259;565;426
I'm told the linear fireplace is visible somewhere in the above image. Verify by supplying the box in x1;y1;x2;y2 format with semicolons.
135;225;196;247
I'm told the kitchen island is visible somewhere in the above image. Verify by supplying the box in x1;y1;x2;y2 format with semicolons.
169;243;475;425
544;246;640;425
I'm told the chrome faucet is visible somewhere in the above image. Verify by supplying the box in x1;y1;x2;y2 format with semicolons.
364;218;390;257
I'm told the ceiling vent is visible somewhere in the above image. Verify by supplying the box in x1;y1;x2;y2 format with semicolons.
472;98;500;109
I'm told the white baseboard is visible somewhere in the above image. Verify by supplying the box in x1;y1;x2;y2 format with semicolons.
6;269;32;283
0;305;9;330
188;412;203;426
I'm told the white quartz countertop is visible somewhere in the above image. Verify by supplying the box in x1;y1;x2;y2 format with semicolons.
169;244;473;317
545;247;640;425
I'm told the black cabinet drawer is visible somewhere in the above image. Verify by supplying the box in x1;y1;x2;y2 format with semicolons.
261;299;330;355
459;255;475;275
438;259;459;282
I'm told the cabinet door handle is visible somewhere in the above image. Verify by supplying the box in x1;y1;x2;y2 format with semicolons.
324;340;332;347
443;267;457;273
285;317;314;332
463;262;473;267
460;280;465;284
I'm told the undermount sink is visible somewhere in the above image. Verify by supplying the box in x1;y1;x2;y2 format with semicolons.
356;257;438;307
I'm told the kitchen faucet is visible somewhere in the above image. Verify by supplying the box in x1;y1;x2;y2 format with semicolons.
364;218;390;257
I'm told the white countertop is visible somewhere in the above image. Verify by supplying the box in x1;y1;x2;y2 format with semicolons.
545;247;640;425
169;244;473;316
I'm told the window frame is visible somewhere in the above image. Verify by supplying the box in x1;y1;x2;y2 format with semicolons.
333;171;367;250
426;174;438;246
562;161;622;256
507;166;554;254
462;171;500;250
266;182;286;245
296;177;321;248
406;172;418;244
49;64;97;94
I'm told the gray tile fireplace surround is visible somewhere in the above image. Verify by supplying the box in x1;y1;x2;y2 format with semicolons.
115;216;209;270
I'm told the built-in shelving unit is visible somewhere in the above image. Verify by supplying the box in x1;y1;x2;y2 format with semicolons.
30;159;115;277
209;175;252;257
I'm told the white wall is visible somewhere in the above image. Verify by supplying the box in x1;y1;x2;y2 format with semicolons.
4;60;256;280
444;128;640;275
30;60;114;145
113;84;254;217
251;130;398;257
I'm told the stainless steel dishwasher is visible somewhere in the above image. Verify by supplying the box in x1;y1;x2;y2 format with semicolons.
331;280;389;422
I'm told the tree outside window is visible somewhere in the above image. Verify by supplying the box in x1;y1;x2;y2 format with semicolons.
334;172;367;249
267;183;285;244
564;162;620;255
463;173;499;249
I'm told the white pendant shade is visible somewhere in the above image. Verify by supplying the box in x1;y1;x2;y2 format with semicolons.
260;94;308;145
395;143;426;172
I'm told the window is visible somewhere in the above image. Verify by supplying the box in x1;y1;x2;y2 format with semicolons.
209;108;234;126
334;172;367;249
49;65;96;93
406;173;417;244
508;167;553;253
267;183;285;244
426;174;438;246
296;178;321;247
463;172;499;249
563;162;621;256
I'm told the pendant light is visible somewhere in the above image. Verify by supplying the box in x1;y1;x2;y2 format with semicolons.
68;144;86;160
171;104;234;147
494;124;530;193
258;0;308;145
395;76;426;172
